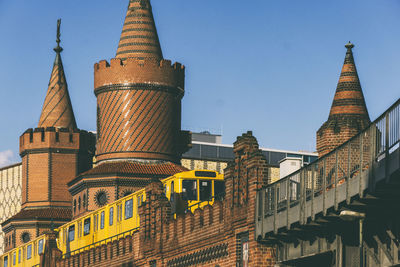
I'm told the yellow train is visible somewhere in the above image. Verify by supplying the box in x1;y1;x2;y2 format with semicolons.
0;235;47;267
0;170;224;265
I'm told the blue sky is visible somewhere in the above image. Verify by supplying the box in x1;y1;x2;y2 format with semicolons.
0;0;399;166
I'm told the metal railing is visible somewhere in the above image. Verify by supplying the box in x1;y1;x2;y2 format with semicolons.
257;98;400;221
62;227;138;259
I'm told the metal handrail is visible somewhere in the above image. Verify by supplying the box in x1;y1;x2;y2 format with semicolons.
258;98;400;218
62;227;139;259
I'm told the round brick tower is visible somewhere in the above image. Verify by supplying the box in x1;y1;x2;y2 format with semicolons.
94;0;190;164
317;42;370;157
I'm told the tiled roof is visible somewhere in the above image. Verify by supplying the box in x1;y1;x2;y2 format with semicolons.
116;0;163;60
2;208;72;225
80;161;188;177
320;42;370;132
38;21;77;129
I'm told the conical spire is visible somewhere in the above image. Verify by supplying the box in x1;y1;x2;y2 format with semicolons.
328;42;370;122
116;0;163;61
38;19;77;129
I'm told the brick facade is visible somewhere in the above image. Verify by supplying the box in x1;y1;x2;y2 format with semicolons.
45;132;276;267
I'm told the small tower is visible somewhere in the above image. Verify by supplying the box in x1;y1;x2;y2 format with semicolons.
317;42;370;157
1;20;95;252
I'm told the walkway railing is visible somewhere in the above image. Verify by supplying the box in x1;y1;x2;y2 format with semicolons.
256;98;400;235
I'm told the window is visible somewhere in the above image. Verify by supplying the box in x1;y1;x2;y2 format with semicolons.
170;182;174;203
74;200;76;213
18;249;21;263
13;252;16;265
94;215;98;232
137;195;141;207
83;194;87;208
27;244;32;259
38;239;44;254
199;180;212;201
117;204;122;222
78;197;81;210
109;207;114;226
182;180;197;201
68;225;75;241
214;181;225;198
21;232;30;243
125;199;133;219
4;256;8;267
78;222;82;238
83;218;91;236
100;211;105;229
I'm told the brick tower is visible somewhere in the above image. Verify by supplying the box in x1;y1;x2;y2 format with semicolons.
1;20;95;251
68;0;190;219
317;42;370;157
94;0;190;164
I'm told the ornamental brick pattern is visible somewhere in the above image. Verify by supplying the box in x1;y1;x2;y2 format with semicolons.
0;164;22;254
317;42;370;157
94;0;190;164
50;132;276;267
38;41;77;129
116;0;163;60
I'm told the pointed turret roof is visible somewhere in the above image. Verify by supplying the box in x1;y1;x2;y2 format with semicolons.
38;19;77;129
328;42;370;122
116;0;163;61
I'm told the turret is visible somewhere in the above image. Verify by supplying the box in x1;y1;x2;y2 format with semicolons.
317;42;370;157
94;0;190;164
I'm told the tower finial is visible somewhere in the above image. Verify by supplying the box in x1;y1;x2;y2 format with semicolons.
54;19;63;54
345;41;354;50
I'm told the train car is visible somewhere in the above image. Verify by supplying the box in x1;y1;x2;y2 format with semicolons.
162;170;225;213
57;188;146;256
0;235;47;267
26;170;223;258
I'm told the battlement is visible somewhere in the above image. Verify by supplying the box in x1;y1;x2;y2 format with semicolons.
19;127;95;155
94;57;185;91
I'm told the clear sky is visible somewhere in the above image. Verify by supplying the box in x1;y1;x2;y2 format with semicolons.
0;0;399;166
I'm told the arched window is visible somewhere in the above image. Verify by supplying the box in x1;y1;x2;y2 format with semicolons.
78;197;81;210
83;194;87;208
73;199;77;213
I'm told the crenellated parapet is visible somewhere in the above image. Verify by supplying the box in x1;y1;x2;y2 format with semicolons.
19;127;95;156
94;58;185;93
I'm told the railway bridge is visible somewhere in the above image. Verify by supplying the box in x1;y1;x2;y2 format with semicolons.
256;99;400;266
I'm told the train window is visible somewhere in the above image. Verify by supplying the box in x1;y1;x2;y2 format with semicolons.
137;195;141;207
117;204;122;222
38;239;44;254
68;225;75;241
170;182;174;203
18;249;21;263
4;256;8;267
182;180;197;201
100;211;105;229
27;244;32;260
125;199;133;219
13;252;16;265
214;181;225;197
83;218;91;236
109;207;114;226
78;222;82;238
94;215;98;232
195;171;216;177
199;180;212;201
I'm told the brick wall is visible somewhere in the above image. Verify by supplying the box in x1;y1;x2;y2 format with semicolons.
53;131;276;266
